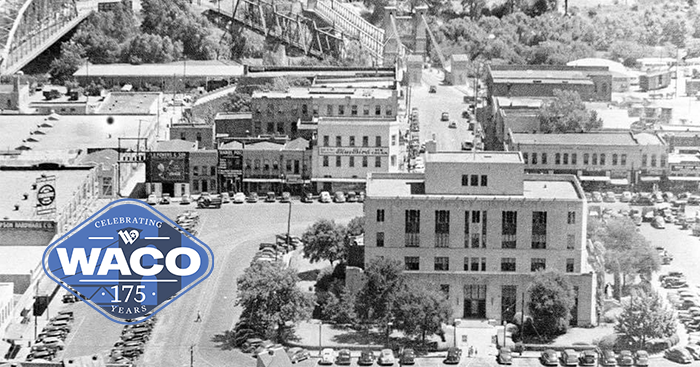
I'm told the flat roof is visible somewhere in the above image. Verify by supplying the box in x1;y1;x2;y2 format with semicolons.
0;168;94;219
668;153;700;163
73;60;244;78
95;92;160;114
0;115;158;152
494;78;593;85
252;86;394;100
154;140;198;151
511;132;665;146
491;69;593;81
496;97;547;108
425;151;523;164
0;246;46;275
317;116;398;126
215;112;252;120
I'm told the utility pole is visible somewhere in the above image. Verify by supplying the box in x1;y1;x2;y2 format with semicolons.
190;345;194;367
286;201;292;249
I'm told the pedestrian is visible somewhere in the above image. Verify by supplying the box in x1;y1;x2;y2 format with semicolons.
195;310;202;322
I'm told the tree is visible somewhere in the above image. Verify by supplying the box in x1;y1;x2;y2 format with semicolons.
49;41;85;84
321;286;358;325
355;258;407;323
462;0;487;20
528;271;575;338
615;291;676;349
301;219;348;265
236;261;314;342
394;282;453;346
538;89;603;133
124;34;183;64
347;216;365;237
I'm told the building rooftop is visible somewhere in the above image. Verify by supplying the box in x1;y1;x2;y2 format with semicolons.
495;96;548;109
0;246;46;275
95;92;161;115
244;141;283;151
668;153;700;164
77;149;118;171
510;132;665;146
0;149;83;166
244;66;395;80
425;151;523;164
490;68;594;82
0;168;94;219
73;60;244;78
317;116;398;126
252;86;394;100
219;140;244;150
0;114;157;152
215;112;253;120
283;137;309;151
154;140;198;151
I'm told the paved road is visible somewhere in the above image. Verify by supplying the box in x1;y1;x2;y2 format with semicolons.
137;200;363;367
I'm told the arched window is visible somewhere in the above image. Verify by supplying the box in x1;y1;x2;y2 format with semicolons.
583;153;589;165
592;154;598;165
612;154;618;165
600;154;606;165
555;153;561;165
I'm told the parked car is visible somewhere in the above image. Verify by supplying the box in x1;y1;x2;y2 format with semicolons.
233;192;246;203
280;191;291;203
441;112;450;121
241;338;264;353
652;215;666;229
319;348;334;365
180;194;191;205
497;347;513;365
444;347;461;364
591;191;603;202
685;344;700;360
617;350;634;366
540;350;558;366
346;191;358;202
584;192;592;201
160;193;171;204
448;121;457;128
429;85;437;93
599;349;617;366
246;192;259;203
264;192;276;203
654;191;665;203
560;349;578;366
300;192;313;203
399;348;415;365
579;349;597;366
146;194;158;205
358;191;365;203
378;349;395;365
604;191;617;202
358;349;376;365
634;350;649;366
689;195;700;205
620;191;633;202
665;347;693;364
665;191;677;202
319;191;332;203
333;191;346;203
220;192;231;204
660;271;685;282
336;349;351;365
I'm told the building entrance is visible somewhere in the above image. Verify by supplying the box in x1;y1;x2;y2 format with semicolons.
463;284;486;319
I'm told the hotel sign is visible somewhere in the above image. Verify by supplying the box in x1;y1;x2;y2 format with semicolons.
319;147;389;156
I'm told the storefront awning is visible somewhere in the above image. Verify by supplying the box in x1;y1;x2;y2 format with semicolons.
610;178;629;185
243;178;282;183
668;176;700;181
311;178;367;183
578;176;610;182
640;176;661;182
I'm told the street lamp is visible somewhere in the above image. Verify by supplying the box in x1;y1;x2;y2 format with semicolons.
386;321;394;347
317;319;323;354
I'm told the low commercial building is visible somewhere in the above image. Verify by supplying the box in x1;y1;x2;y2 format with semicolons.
310;116;405;193
241;138;311;195
507;131;668;190
489;97;547;147
215;112;253;138
145;140;197;198
361;151;596;325
170;119;216;150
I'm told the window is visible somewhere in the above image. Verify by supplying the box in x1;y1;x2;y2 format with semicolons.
286;160;293;172
531;258;546;272
612;154;618;165
348;136;355;147
462;175;469;186
651;154;657;167
572;153;577;165
621;154;627;166
471;175;479;186
532;211;547;249
180;132;186;140
405;256;419;270
501;211;517;249
471;257;480;271
592;153;598;165
464;211;470;247
254;159;261;170
376;232;384;247
583;153;589;165
362;156;368;167
567;211;576;224
541;153;547;164
405;210;420;247
501;258;516;272
523;152;529;163
532;153;538;165
391;155;396;166
336;156;341;167
375;105;381;115
376;136;382;147
386;105;392;116
391;135;397;146
302;104;308;115
267;122;274;134
327;105;333;115
642;154;647;167
210;166;216;176
322;156;329;167
435;210;450;248
563;153;569;165
291;106;298;115
434;257;449;271
323;135;329;147
338;105;345;115
567;234;575;250
555;153;561;165
312;105;319;116
363;105;370;115
245;159;252;169
600;153;606;165
566;258;575;273
349;156;355;167
375;157;381;168
481;257;486;271
193;166;199;176
661;154;667;167
377;209;385;222
481;175;488;186
267;104;273;115
336;136;342;146
362;136;369;147
351;105;358;116
440;284;450;298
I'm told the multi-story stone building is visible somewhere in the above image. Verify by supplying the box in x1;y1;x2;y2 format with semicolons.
507;131;667;190
362;151;596;326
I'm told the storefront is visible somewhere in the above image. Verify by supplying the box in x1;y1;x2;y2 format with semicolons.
145;151;191;197
218;148;243;193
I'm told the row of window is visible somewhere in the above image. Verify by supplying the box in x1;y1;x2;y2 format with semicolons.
461;175;488;187
523;152;667;168
244;159;308;173
404;256;575;273
322;156;396;168
323;135;388;147
376;209;577;249
193;166;216;177
256;103;394;117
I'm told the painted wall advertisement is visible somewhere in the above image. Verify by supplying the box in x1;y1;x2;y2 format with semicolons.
147;152;189;183
318;147;389;156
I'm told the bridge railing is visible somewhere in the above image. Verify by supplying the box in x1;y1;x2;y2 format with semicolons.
312;0;383;59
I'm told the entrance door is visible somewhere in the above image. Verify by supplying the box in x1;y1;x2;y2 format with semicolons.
501;285;517;323
201;180;208;192
463;285;487;319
